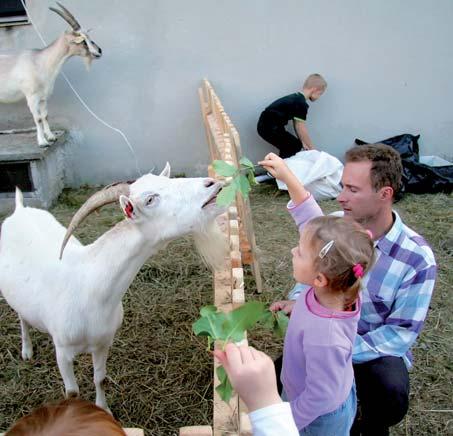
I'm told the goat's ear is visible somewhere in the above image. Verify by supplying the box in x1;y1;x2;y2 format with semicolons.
119;195;136;220
159;162;171;178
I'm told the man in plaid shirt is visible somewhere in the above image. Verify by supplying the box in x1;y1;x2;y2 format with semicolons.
281;144;436;435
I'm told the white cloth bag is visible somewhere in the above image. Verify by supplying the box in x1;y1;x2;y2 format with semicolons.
276;150;343;200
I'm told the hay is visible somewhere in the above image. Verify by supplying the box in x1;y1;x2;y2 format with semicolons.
0;185;452;435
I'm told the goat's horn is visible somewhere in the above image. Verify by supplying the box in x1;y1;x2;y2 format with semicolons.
49;2;81;31
59;182;133;260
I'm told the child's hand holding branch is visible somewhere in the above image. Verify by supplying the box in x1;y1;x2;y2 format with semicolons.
258;153;310;206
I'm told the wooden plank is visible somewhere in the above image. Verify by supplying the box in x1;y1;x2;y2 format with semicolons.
180;426;213;436
124;429;144;436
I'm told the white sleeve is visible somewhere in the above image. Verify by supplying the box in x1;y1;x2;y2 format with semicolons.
248;402;299;436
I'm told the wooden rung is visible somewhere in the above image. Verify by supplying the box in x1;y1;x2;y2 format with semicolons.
230;250;242;268
124;429;145;436
232;288;245;307
179;426;213;436
238;399;253;436
232;268;244;291
229;220;239;236
228;206;238;220
230;235;240;252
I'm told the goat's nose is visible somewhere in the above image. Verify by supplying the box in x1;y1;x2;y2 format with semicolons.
204;178;216;188
98;47;102;54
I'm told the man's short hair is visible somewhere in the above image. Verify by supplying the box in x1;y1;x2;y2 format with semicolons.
345;144;403;196
303;73;327;91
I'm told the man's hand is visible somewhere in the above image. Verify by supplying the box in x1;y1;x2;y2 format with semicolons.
213;343;282;412
270;300;296;316
258;153;293;184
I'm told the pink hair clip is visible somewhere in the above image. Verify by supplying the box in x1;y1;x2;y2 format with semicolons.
352;263;364;279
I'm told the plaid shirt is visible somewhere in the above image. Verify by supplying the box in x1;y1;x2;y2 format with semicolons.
288;196;437;368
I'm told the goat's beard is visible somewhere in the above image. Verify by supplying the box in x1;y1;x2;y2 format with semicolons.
83;55;93;71
193;220;228;271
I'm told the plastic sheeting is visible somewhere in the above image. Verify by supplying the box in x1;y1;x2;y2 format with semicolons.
355;134;453;195
277;150;343;200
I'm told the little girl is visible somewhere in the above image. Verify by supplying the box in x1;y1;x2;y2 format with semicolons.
260;153;375;435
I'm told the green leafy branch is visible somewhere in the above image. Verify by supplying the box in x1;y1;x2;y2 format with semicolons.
192;301;289;402
212;157;258;206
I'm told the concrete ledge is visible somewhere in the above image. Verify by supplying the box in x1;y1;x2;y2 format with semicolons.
0;130;67;215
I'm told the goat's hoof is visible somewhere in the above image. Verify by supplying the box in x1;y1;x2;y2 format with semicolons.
21;348;33;361
66;390;79;399
38;141;50;148
46;134;57;142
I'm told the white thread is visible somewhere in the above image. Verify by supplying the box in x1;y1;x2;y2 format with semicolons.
19;0;142;176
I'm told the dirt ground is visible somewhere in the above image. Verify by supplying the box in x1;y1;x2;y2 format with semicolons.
0;184;451;435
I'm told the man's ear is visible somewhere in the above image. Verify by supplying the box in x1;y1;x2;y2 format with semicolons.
314;272;329;288
380;186;394;201
119;195;136;219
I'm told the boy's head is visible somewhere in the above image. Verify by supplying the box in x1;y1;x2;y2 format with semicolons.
6;398;126;436
302;73;327;101
337;144;403;224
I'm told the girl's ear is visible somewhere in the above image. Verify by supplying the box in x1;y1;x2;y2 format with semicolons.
119;195;136;220
314;272;329;288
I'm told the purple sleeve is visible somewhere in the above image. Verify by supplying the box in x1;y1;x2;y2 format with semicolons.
289;344;352;430
287;195;323;233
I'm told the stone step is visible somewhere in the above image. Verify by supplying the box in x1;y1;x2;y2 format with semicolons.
0;129;67;214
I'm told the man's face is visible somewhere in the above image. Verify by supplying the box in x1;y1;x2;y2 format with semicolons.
337;161;383;224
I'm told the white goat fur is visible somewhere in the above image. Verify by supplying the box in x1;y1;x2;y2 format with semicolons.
0;4;101;146
0;166;226;411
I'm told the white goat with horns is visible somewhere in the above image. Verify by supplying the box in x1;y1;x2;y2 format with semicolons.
0;165;226;411
0;2;102;146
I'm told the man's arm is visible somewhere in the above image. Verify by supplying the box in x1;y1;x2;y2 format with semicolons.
294;120;315;150
353;263;436;364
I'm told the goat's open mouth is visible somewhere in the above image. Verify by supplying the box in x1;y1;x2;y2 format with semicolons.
202;185;223;208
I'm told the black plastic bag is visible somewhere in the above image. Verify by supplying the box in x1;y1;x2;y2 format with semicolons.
355;134;453;195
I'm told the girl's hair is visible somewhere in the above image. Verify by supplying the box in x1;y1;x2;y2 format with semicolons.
305;216;375;307
6;398;126;436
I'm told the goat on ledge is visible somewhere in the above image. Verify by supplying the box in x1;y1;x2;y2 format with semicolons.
0;2;102;146
0;164;226;412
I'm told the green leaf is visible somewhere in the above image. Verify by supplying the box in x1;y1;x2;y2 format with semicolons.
274;311;289;337
222;301;266;343
212;160;237;177
258;310;275;330
247;170;258;186
193;302;285;404
237;174;251;199
239;156;255;169
200;305;218;317
193;311;227;338
216;365;234;402
258;310;289;338
216;183;238;206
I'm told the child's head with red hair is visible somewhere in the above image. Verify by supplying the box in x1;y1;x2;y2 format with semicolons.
6;398;126;436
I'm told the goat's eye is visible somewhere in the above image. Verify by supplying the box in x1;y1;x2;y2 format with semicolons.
145;194;158;206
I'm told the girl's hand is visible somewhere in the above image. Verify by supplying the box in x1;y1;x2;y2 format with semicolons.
213;343;282;412
269;300;296;316
258;153;292;183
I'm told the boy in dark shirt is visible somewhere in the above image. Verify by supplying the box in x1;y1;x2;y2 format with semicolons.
257;74;327;159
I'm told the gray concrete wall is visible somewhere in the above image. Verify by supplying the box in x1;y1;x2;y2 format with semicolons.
1;0;452;186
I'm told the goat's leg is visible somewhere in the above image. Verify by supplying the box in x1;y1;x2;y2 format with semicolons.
19;316;33;360
55;346;79;398
92;346;111;412
39;99;56;142
25;94;49;146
